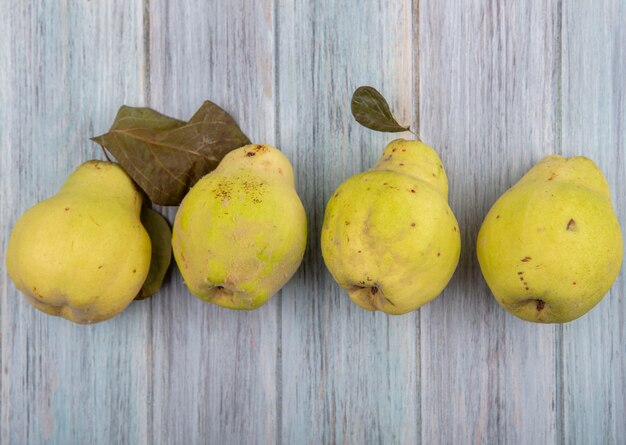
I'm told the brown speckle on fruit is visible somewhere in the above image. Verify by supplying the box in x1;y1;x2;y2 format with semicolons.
411;223;416;227
371;287;378;295
517;272;523;275
214;182;232;201
496;215;500;219
437;252;441;257
410;189;415;193
399;163;404;166
548;172;557;181
573;281;576;285
133;269;136;273
536;300;545;311
65;207;70;211
567;218;577;231
246;151;256;157
521;257;532;262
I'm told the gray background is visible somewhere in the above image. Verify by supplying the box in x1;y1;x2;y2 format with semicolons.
1;0;624;443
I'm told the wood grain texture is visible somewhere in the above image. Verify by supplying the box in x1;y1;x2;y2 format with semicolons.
419;1;560;443
1;0;625;444
0;1;149;444
277;1;419;443
147;1;278;444
561;1;626;443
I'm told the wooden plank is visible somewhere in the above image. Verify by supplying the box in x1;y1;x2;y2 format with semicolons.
3;1;622;443
419;1;560;443
277;1;420;443
0;1;149;444
561;1;626;442
147;2;278;444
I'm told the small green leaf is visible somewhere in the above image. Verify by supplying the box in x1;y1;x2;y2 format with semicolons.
92;101;251;205
351;86;410;133
135;208;172;300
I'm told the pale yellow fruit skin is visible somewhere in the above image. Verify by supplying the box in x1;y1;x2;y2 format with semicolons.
172;144;307;309
321;139;461;315
477;155;624;323
6;161;151;324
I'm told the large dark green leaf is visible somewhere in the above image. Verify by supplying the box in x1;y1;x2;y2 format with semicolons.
135;208;172;300
351;86;410;133
92;101;251;205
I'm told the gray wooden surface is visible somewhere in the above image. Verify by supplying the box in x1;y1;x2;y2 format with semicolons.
0;0;624;444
